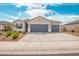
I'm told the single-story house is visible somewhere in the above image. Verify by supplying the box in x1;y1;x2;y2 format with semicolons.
0;16;61;32
13;16;62;32
61;20;79;31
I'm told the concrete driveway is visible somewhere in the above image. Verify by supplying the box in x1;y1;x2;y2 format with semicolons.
20;33;79;42
0;33;79;55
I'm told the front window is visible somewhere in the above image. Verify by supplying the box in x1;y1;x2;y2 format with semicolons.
16;23;23;29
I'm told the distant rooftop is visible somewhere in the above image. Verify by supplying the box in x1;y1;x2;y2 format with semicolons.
64;20;79;26
13;19;25;23
0;21;13;25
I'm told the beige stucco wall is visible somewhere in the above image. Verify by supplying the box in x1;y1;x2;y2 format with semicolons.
13;21;26;32
51;22;61;25
61;23;79;31
28;17;51;24
27;17;51;32
27;17;61;32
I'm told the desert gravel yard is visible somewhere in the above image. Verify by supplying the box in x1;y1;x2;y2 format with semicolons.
0;33;79;55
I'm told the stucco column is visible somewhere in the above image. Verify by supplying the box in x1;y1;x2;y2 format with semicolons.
48;24;51;32
59;26;61;32
0;25;3;31
28;24;31;32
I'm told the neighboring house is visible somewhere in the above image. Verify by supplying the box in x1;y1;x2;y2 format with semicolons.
61;20;79;31
0;21;13;31
14;16;62;32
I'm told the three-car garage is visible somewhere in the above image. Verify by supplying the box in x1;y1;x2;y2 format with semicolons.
30;24;59;32
27;16;61;32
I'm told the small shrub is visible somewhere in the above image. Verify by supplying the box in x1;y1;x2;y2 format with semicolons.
76;29;79;32
71;30;75;33
5;31;12;37
12;32;19;39
0;32;2;35
23;31;26;34
67;30;70;32
63;27;67;32
18;31;22;33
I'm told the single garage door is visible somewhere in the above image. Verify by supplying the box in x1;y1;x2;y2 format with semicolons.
31;24;48;32
51;25;59;32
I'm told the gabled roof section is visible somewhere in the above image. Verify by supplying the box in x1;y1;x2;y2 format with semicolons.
31;16;50;22
26;16;62;23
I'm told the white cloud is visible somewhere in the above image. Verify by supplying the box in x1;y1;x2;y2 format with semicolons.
15;3;62;9
40;9;79;24
0;13;22;22
25;9;54;18
49;3;62;6
15;3;53;19
16;3;47;9
61;15;79;24
47;15;79;24
15;3;79;24
15;3;63;19
0;13;17;19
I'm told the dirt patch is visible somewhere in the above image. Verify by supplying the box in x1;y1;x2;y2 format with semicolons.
0;32;26;42
64;32;79;37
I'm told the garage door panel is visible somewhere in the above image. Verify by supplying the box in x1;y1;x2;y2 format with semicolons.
31;24;48;32
51;25;59;32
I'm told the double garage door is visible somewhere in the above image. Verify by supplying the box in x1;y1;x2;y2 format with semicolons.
31;24;48;32
30;24;59;32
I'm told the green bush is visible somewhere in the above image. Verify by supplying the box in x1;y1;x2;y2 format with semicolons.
71;30;75;33
12;32;19;39
76;29;79;32
19;31;22;33
63;27;67;32
5;31;12;37
0;32;2;35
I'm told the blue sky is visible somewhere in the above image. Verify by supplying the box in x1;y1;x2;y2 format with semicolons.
0;3;79;24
